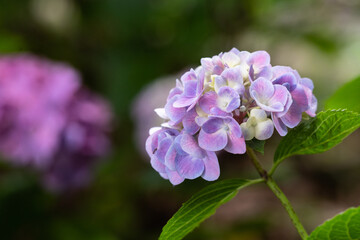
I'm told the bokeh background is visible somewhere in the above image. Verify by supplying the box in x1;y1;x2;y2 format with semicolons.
1;0;360;239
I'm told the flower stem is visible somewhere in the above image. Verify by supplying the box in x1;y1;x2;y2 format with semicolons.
246;147;308;240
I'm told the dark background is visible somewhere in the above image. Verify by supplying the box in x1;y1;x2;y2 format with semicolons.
0;0;360;239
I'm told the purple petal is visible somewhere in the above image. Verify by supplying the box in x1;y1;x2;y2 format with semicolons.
151;156;166;173
201;118;225;134
179;133;202;156
166;168;185;185
250;78;275;101
291;84;308;111
301;77;314;90
247;51;270;66
173;96;195;108
175;155;204;179
272;66;293;79
180;69;196;84
224;119;246;154
183;80;197;97
155;137;172;162
198;128;228;151
271;113;288;136
199;91;217;114
254;65;272;80
267;85;289;111
306;95;317;117
273;72;297;91
165;144;177;170
280;102;303;128
214;76;227;92
165;96;186;123
202;151;220;181
182;108;200;135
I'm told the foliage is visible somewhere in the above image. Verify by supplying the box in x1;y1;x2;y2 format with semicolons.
308;206;360;240
159;179;263;240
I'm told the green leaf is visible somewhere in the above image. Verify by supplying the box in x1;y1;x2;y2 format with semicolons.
325;76;360;113
246;139;265;154
271;109;360;174
308;206;360;240
159;178;263;240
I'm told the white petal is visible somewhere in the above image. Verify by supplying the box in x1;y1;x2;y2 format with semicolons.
255;119;274;140
240;123;255;141
154;108;169;119
149;127;161;135
250;108;268;121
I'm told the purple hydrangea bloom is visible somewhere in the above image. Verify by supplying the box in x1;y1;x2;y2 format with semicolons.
0;54;112;192
146;48;317;185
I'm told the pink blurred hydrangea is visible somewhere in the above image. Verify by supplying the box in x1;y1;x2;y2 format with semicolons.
0;54;112;192
146;48;317;185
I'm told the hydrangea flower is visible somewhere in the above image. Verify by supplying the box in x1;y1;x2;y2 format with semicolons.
0;54;112;192
146;48;317;185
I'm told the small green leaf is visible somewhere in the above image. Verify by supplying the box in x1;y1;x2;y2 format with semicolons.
325;76;360;113
308;206;360;240
159;178;263;240
246;139;265;154
271;109;360;174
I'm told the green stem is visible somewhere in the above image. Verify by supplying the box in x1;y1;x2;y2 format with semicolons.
246;147;308;240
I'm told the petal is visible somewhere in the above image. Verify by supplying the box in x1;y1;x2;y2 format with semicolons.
198;128;228;151
200;58;214;73
266;85;290;112
272;72;297;91
183;80;198;97
280;102;302;128
151;156;166;173
199;91;217;114
247;51;270;66
173;96;195;108
222;52;241;67
225;119;246;154
254;119;274;140
272;66;293;79
291;85;308;111
201;118;224;134
165;144;177;170
182;108;200;135
217;86;240;112
250;109;267;121
165;96;186;123
306;95;317;117
240;122;255;141
301;77;314;90
180;69;196;84
221;66;243;84
253;65;272;80
175;155;204;179
250;78;275;102
179;133;202;156
271;113;288;136
166;168;185;185
202;151;220;181
214;76;227;93
155;137;173;162
154;108;168;119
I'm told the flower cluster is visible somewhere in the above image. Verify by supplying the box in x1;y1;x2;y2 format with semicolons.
146;48;317;185
0;54;112;192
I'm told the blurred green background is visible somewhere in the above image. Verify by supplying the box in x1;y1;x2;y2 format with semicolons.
1;0;360;239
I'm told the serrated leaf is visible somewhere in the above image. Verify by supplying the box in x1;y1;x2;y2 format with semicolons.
325;76;360;113
246;139;265;154
308;206;360;240
159;178;263;240
271;109;360;174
